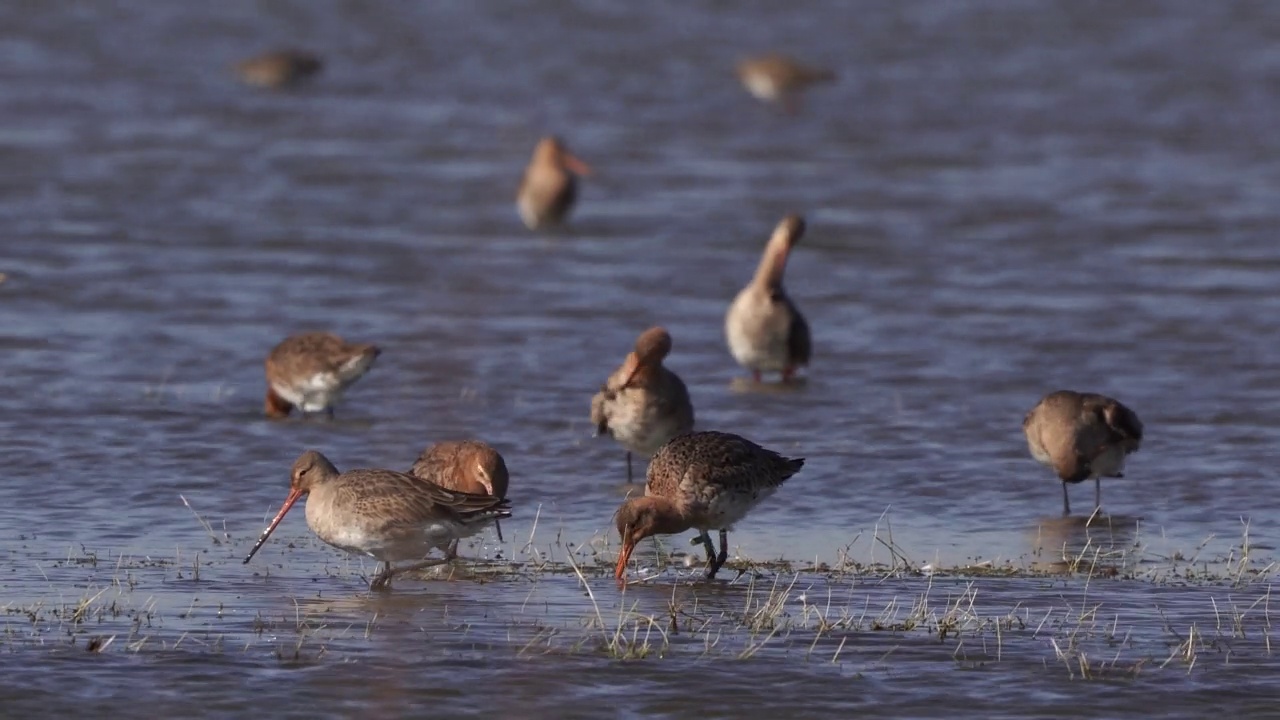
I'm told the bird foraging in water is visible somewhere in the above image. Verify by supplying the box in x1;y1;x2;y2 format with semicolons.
243;451;511;590
263;332;380;419
1023;390;1144;516
736;53;835;111
516;136;591;230
613;431;804;587
234;49;323;89
725;214;811;384
409;440;510;545
590;327;695;483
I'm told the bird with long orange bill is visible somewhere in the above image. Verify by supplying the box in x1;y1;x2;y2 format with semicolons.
613;431;803;587
244;450;511;590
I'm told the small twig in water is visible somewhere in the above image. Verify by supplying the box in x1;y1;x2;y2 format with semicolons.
180;495;222;545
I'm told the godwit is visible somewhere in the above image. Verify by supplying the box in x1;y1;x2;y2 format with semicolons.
516;136;591;230
737;54;835;110
590;327;695;483
725;215;811;383
263;332;380;419
243;450;511;589
235;49;323;89
1023;390;1144;516
613;431;804;587
410;440;510;546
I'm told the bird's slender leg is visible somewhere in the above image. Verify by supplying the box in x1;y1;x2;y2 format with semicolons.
712;529;730;577
626;452;633;483
696;530;717;576
446;540;459;559
493;520;505;543
369;555;453;590
752;370;762;383
387;557;451;580
370;561;394;591
1062;482;1071;517
1094;478;1102;514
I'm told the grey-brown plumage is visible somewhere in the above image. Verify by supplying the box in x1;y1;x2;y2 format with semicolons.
613;431;803;586
235;49;323;89
264;332;380;418
1023;390;1144;516
725;215;811;383
517;136;592;230
409;440;510;544
737;54;835;110
590;327;695;483
244;450;511;590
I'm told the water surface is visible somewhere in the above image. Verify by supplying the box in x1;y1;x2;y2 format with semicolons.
3;1;1280;717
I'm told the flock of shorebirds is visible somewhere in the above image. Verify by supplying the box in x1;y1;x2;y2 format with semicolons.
234;48;1145;591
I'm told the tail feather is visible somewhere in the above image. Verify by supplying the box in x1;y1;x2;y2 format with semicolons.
463;508;513;525
784;456;804;475
774;456;805;485
459;497;512;524
337;345;380;381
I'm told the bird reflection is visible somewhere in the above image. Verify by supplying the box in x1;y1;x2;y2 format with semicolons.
1028;513;1141;574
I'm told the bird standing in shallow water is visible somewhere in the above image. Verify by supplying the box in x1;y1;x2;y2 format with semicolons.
590;327;695;483
235;49;323;89
725;215;811;383
516;136;591;230
243;451;511;590
263;332;380;419
614;431;804;587
409;440;510;546
736;53;835;111
1023;390;1144;516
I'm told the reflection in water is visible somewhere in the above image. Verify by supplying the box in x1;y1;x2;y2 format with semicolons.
728;376;808;394
1029;514;1142;573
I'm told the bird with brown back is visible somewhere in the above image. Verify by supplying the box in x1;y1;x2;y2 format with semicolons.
725;215;811;383
263;332;380;419
517;136;591;230
614;431;803;587
244;450;511;590
235;49;323;89
1023;390;1144;516
410;440;510;548
737;53;835;112
590;327;695;483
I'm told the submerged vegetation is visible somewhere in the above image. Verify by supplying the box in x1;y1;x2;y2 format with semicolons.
1;512;1275;686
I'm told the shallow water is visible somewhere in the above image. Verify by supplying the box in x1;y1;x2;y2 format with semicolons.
3;0;1280;716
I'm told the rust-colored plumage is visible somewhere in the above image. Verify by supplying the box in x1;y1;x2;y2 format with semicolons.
409;440;510;544
614;431;803;587
263;332;380;419
725;215;811;383
590;327;695;483
243;450;511;590
1023;390;1144;515
235;49;323;89
517;136;591;230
